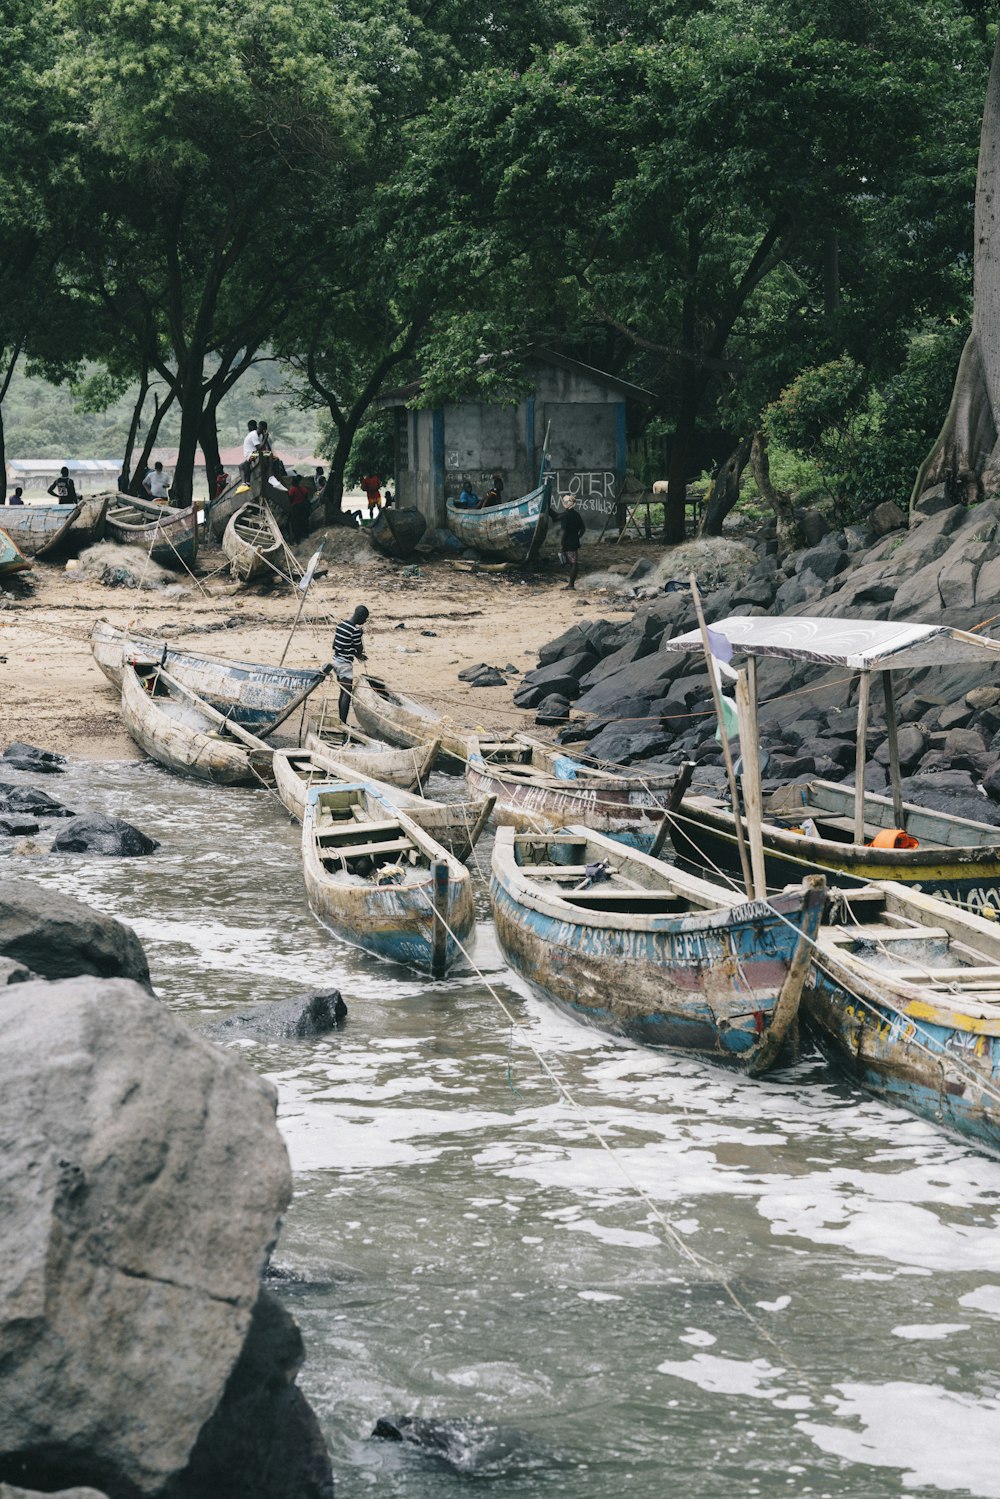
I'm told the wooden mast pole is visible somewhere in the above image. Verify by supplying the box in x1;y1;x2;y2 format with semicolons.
882;670;905;828
689;575;754;898
853;670;872;844
736;663;767;899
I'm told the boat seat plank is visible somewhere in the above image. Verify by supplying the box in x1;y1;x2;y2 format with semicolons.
830;925;952;944
320;817;402;838
320;836;415;859
562;890;693;909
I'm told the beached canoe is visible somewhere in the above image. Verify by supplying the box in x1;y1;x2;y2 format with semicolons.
446;478;552;563
670;778;1000;911
223;502;287;583
302;780;475;975
205;478;253;540
466;734;680;837
90;620;328;732
304;708;439;790
274;747;493;859
0;528;32;577
806;881;1000;1155
104;494;198;568
491;825;826;1069
352;674;473;771
120;661;274;786
369;507;426;559
0;501;83;558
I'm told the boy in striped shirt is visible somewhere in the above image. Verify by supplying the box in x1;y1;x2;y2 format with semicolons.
333;605;370;723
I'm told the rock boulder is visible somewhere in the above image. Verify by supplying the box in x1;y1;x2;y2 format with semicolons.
0;879;151;987
2;743;66;774
51;814;161;858
0;784;75;819
0;976;300;1498
208;989;347;1041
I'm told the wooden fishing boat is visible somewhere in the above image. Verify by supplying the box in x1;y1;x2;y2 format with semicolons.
305;706;440;789
205;479;252;540
806;881;1000;1154
467;733;682;837
662;615;1000;908
274;747;494;859
90;620;328;732
446;478;552;563
491;825;826;1069
352;674;472;771
302;780;475;976
120;660;274;786
0;528;32;577
369;506;426;559
222;502;287;583
0;502;82;558
104;494;199;568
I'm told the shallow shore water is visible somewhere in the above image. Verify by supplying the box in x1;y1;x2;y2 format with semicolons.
6;755;1000;1499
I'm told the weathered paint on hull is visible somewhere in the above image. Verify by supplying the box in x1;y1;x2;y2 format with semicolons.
120;666;272;787
805;975;1000;1155
671;811;1000;911
491;874;824;1070
467;760;670;835
306;874;472;970
446;480;551;562
105;501;199;570
352;677;469;771
91;622;322;728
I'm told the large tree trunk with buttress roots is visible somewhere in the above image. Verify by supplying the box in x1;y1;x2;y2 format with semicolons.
912;31;1000;511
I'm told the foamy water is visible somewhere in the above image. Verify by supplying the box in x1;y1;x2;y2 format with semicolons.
5;756;1000;1497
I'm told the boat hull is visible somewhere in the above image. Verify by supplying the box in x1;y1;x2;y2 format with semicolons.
0;528;32;576
352;675;469;771
222;503;285;582
446;479;551;562
468;756;674;835
672;782;1000;912
491;833;825;1071
120;664;272;786
806;944;1000;1155
304;721;439;790
90;622;324;731
104;497;198;569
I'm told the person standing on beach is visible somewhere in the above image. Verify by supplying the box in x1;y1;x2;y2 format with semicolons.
555;492;585;590
286;472;310;542
47;467;79;504
143;461;171;502
359;472;381;516
5;486;24;505
332;605;369;723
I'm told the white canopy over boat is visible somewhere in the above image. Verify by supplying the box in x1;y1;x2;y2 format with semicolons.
662;615;1000;672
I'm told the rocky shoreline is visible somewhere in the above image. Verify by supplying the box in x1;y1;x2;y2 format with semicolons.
0;882;334;1499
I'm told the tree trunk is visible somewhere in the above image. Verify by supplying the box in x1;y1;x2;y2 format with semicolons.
699;433;753;536
172;359;205;507
199;403;222;500
662;388;701;544
324;426;357;524
750;430;801;551
912;28;1000;511
120;371;149;492
130;388;176;492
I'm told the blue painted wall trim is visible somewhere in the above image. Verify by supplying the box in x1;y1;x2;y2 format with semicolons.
432;410;445;513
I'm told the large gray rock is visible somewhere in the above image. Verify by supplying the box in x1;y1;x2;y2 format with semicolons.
0;783;75;819
0;880;150;988
0;976;294;1497
2;743;66;775
870;500;907;535
51;814;160;858
208;989;347;1041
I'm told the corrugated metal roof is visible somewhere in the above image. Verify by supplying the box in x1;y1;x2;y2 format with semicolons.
662;615;1000;671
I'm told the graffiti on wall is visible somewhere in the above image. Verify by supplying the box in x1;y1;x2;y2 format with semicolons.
546;470;620;523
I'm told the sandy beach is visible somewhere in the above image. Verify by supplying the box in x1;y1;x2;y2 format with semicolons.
0;524;649;758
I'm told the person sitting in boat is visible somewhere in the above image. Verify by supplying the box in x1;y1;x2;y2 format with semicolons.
5;486;24;506
456;479;480;508
257;421;287;477
47;467;79;504
241;420;261;478
143;462;171;503
484;472;504;506
332;605;370;724
213;466;230;498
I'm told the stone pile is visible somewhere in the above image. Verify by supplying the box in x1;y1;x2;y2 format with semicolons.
0;881;332;1499
524;492;1000;816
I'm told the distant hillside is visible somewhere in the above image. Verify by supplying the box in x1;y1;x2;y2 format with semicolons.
3;361;323;461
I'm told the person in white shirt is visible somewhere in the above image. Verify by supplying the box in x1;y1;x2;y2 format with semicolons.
243;420;261;460
143;462;171;501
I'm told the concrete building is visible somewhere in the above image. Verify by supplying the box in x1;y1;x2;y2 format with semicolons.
377;350;652;531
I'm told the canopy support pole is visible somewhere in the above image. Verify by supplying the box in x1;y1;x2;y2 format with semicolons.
882;670;905;828
854;671;871;844
689;575;754;898
736;668;767;899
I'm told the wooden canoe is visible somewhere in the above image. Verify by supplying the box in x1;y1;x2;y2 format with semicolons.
205;478;253;540
352;674;472;772
446;478;552;563
274;747;493;860
120;661;274;786
222;502;287;583
466;734;680;837
90;620;327;732
369;507;426;558
670;778;1000;910
304;708;439;790
0;527;32;577
806;881;1000;1155
491;826;826;1070
104;494;198;568
302;779;475;975
0;502;83;558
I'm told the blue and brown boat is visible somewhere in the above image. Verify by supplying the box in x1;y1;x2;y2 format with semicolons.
104;494;198;569
0;528;32;577
302;781;475;977
446;478;552;563
807;881;1000;1155
491;825;826;1071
